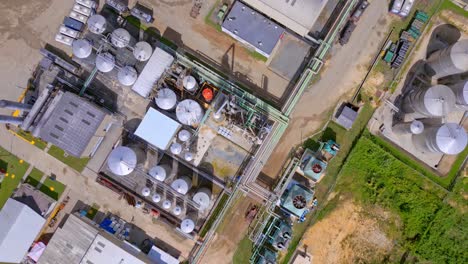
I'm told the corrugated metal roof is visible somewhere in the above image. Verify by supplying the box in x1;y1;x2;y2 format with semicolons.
336;106;357;130
135;107;181;150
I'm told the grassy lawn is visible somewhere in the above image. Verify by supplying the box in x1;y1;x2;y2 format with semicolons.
233;236;254;264
24;168;44;187
199;192;229;237
16;130;48;150
440;0;468;16
205;0;222;32
0;147;30;209
39;176;66;200
47;145;90;172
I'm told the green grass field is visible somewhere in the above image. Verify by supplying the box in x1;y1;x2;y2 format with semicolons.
39;176;66;200
24;167;44;187
47;145;90;172
0;147;29;209
16;130;48;150
199;193;229;237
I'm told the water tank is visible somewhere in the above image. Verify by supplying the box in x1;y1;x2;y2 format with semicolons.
426;39;468;79
152;193;161;203
111;28;131;48
87;14;106;34
176;99;204;126
155;88;177;110
392;120;425;135
170;143;182;155
192;187;211;210
162;200;172;209
133;41;152;61
180;218;195;233
173;206;182;216
118;66;138;86
171;176;191;195
402;85;456;117
96;52;115;72
178;129;191;142
412;123;467;155
148;165;170;182
72;39;92;59
141;187;151;197
183;76;198;92
184;152;194;162
107;146;137;176
450;80;468;106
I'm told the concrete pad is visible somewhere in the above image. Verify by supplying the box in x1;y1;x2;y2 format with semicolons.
269;33;311;80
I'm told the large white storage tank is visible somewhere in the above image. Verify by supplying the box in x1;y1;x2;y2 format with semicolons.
107;146;137;176
412;123;468;155
176;99;204;126
87;14;107;34
402;85;456;117
155;88;177;110
426;39;468;79
96;52;116;73
133;41;153;61
111;28;131;48
392;120;424;135
192;187;211;210
183;76;198;92
171;176;191;195
72;39;93;59
118;66;138;86
148;165;171;182
180;218;195;234
449;80;468;107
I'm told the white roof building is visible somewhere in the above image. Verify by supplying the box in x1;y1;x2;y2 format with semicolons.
135;107;181;150
148;246;180;264
0;198;46;263
80;234;145;264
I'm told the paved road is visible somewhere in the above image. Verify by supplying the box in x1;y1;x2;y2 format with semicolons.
261;0;391;179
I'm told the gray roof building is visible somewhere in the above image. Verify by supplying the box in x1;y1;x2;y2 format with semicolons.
222;1;285;57
335;105;358;130
36;91;106;157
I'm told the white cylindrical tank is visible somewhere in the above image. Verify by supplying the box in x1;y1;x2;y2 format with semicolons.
412;123;467;155
148;165;170;182
107;146;137;176
426;39;468;79
87;14;106;34
170;143;182;155
141;187;151;197
155;88;177;110
178;129;191;142
450;80;468;106
152;193;161;203
171;176;191;195
183;76;198;92
173;206;182;216
133;41;152;61
111;28;131;48
184;152;193;162
402;85;456;117
192;187;211;210
162;200;172;209
180;218;195;233
117;66;138;86
72;39;92;59
392;120;425;135
176;99;204;126
96;52;115;73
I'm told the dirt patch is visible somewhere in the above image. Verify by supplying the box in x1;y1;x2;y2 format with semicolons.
301;199;394;264
440;10;468;34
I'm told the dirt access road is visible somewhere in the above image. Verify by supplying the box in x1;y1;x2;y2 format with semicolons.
261;0;392;179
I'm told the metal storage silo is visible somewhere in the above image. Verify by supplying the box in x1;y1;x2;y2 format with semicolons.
171;176;191;195
392;120;424;135
178;129;191;142
152;193;161;203
118;66;138;86
173;206;183;216
180;218;195;234
111;28;131;48
162;199;172;209
141;187;151;197
184;152;194;162
170;142;182;155
183;76;198;92
449;80;468;107
426;39;468;79
148;165;171;182
402;85;456;117
133;41;152;61
176;99;204;126
192;187;211;210
96;52;115;72
107;146;137;176
155;88;177;110
72;39;93;59
412;123;467;155
87;14;107;34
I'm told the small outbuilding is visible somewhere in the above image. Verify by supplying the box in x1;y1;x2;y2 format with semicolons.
335;104;359;130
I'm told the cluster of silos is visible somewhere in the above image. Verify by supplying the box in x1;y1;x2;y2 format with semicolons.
169;128;195;163
426;39;468;80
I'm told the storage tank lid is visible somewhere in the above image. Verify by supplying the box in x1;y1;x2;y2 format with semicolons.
176;99;204;126
193;189;211;209
423;85;456;116
141;187;151;197
171;177;190;195
173;206;182;216
107;146;137;176
435;123;467;155
111;28;131;48
152;193;161;203
450;39;468;72
178;129;191;142
133;41;152;61
410;120;424;134
118;66;137;86
148;165;167;181
72;39;92;58
155;88;177;110
170;143;182;155
162;200;172;209
183;76;198;91
184;152;193;162
87;14;106;34
96;52;115;72
180;218;195;233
